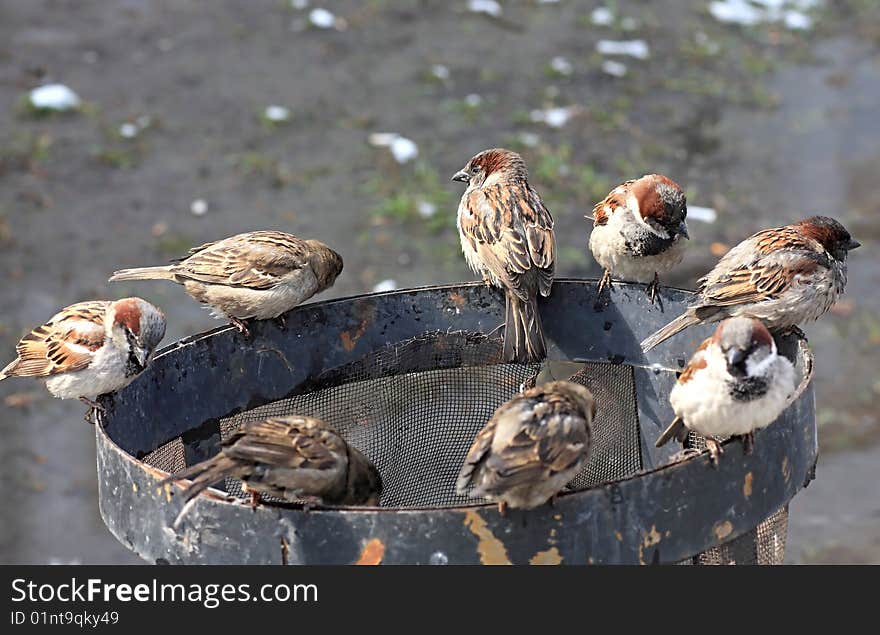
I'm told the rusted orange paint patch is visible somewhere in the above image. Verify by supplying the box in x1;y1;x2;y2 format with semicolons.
743;472;754;498
355;538;385;565
714;520;733;541
529;547;562;565
340;320;368;352
637;525;663;565
781;457;791;484
464;510;511;565
448;292;466;307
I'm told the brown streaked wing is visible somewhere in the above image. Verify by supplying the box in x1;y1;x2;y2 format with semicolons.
222;417;342;471
173;231;310;289
701;257;819;307
591;180;634;226
456;417;498;491
677;337;712;385
479;399;587;493
8;302;107;377
462;186;551;300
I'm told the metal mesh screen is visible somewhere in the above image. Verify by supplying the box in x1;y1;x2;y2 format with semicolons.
141;332;641;508
215;334;642;507
687;505;789;565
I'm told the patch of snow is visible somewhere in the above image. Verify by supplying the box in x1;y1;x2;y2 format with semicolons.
464;93;483;107
687;205;718;224
550;56;573;76
530;106;579;129
590;7;614;26
518;132;540;147
601;60;628;77
190;199;209;216
309;8;337;29
467;0;502;18
430;64;450;81
118;123;139;139
29;84;81;111
264;105;291;122
596;39;650;59
372;279;398;293
417;200;437;218
369;133;418;163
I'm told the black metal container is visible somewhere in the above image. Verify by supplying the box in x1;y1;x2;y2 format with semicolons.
96;280;816;564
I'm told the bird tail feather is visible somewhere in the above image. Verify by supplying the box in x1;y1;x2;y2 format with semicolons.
655;416;688;448
163;455;238;503
109;266;176;283
640;311;701;351
503;293;546;363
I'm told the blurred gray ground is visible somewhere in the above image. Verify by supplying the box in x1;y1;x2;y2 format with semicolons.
0;1;878;564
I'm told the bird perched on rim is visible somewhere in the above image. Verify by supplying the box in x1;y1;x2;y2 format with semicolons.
588;174;689;303
641;216;859;351
0;298;166;416
109;231;343;336
167;415;382;508
452;148;555;363
456;380;595;513
656;317;796;465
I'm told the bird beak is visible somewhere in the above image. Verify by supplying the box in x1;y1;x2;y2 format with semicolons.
846;239;861;250
726;347;746;369
136;346;151;371
677;221;690;240
451;170;469;183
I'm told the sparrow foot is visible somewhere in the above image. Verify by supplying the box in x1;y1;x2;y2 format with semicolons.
497;501;508;517
740;432;755;456
79;397;105;424
249;491;262;510
645;272;663;307
274;314;287;331
229;317;252;338
597;269;613;296
705;438;724;467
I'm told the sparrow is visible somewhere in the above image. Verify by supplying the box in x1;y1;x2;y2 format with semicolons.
588;174;689;302
452;148;555;363
0;298;166;414
109;231;343;335
641;216;859;351
655;317;796;465
168;415;383;508
456;380;595;513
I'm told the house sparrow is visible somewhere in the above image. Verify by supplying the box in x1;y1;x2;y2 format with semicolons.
0;298;166;414
655;317;796;465
456;380;595;513
168;415;383;508
588;174;689;302
641;216;859;351
452;148;555;363
109;231;343;335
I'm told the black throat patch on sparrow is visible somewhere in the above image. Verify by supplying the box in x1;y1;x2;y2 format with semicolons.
727;375;769;402
123;331;144;378
619;223;675;257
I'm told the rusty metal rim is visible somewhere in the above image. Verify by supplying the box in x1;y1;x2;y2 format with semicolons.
95;280;817;563
104;279;815;513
